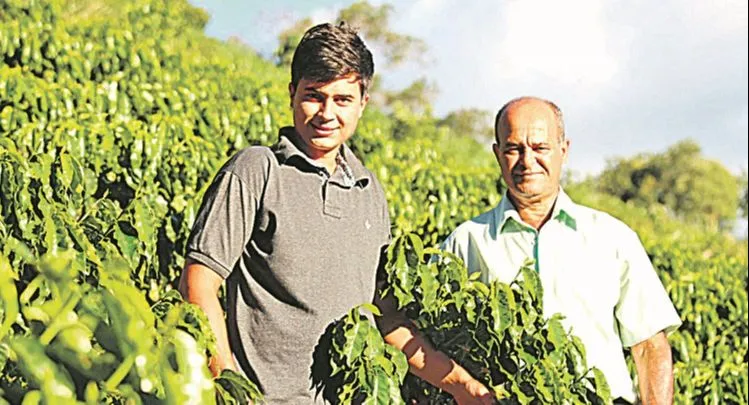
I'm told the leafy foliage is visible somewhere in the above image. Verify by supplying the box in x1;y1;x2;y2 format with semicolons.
313;234;613;404
0;0;268;402
438;108;495;142
595;140;740;230
0;248;233;404
311;304;409;404
1;0;747;403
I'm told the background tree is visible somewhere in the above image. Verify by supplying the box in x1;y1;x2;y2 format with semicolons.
273;1;426;70
383;77;438;117
596;140;739;230
273;17;313;67
336;1;427;68
438;108;495;143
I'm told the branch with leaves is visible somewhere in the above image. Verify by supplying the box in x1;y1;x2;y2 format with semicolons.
312;233;612;404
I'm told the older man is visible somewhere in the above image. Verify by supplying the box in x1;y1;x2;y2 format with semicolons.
441;96;681;404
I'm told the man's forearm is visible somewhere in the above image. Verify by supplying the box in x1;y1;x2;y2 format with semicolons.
382;323;492;404
384;323;472;390
631;332;674;404
374;277;492;404
179;264;236;376
194;293;236;375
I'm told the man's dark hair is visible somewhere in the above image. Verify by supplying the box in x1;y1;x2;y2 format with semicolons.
291;22;374;96
494;96;565;143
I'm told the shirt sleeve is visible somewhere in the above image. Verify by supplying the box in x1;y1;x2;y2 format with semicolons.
185;170;257;279
614;227;682;347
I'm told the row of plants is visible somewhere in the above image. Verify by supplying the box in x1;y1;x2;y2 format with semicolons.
1;0;746;403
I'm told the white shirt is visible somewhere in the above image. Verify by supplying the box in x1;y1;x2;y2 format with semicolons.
441;189;681;402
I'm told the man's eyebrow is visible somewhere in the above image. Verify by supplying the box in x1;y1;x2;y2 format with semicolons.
302;87;356;99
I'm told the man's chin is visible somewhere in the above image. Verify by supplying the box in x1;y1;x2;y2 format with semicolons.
309;140;342;153
511;185;551;199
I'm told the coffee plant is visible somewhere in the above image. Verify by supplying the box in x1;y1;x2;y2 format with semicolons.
1;0;746;403
312;234;612;404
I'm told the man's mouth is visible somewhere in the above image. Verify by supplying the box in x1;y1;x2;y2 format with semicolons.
310;123;338;135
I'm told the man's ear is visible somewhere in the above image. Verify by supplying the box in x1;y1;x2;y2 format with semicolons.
561;138;570;163
492;143;502;167
288;82;295;107
358;92;370;118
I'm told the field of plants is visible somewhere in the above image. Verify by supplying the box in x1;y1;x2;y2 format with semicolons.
0;0;746;403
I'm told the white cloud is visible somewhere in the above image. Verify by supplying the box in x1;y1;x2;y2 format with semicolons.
496;0;618;85
308;5;339;24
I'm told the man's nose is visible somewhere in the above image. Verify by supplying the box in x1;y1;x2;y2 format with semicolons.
520;149;535;168
318;99;336;120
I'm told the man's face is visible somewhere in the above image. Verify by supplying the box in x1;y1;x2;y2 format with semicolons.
493;100;569;201
289;74;368;160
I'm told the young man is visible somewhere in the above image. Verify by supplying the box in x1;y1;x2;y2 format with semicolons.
441;96;682;404
179;23;492;404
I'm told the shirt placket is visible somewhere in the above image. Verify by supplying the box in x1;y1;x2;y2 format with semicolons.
321;152;355;219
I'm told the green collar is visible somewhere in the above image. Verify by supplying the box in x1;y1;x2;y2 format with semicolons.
498;189;577;233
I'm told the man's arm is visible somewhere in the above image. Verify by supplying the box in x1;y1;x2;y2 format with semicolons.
375;289;493;405
383;322;493;404
178;261;236;376
631;331;673;404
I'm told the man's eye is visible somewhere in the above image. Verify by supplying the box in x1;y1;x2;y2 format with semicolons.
335;98;353;105
304;94;323;101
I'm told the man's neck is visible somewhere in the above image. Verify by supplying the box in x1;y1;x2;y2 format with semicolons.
507;191;559;230
315;153;338;175
303;145;340;175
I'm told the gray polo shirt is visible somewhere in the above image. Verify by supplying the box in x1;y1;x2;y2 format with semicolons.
185;127;390;404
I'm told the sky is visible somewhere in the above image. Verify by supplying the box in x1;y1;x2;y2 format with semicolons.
189;0;748;178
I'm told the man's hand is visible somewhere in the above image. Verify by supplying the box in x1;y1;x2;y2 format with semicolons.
443;377;495;405
208;353;238;377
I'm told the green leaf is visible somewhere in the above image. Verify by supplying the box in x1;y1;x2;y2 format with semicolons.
358;302;382;317
406;232;424;260
340;314;369;366
113;223;139;269
0;255;19;340
491;283;514;337
520;265;542;304
215;369;263;404
10;337;75;400
589;367;612;404
364;370;403;405
546;315;567;351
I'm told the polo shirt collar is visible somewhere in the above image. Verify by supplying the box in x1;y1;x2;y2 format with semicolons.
274;127;370;188
496;188;578;233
